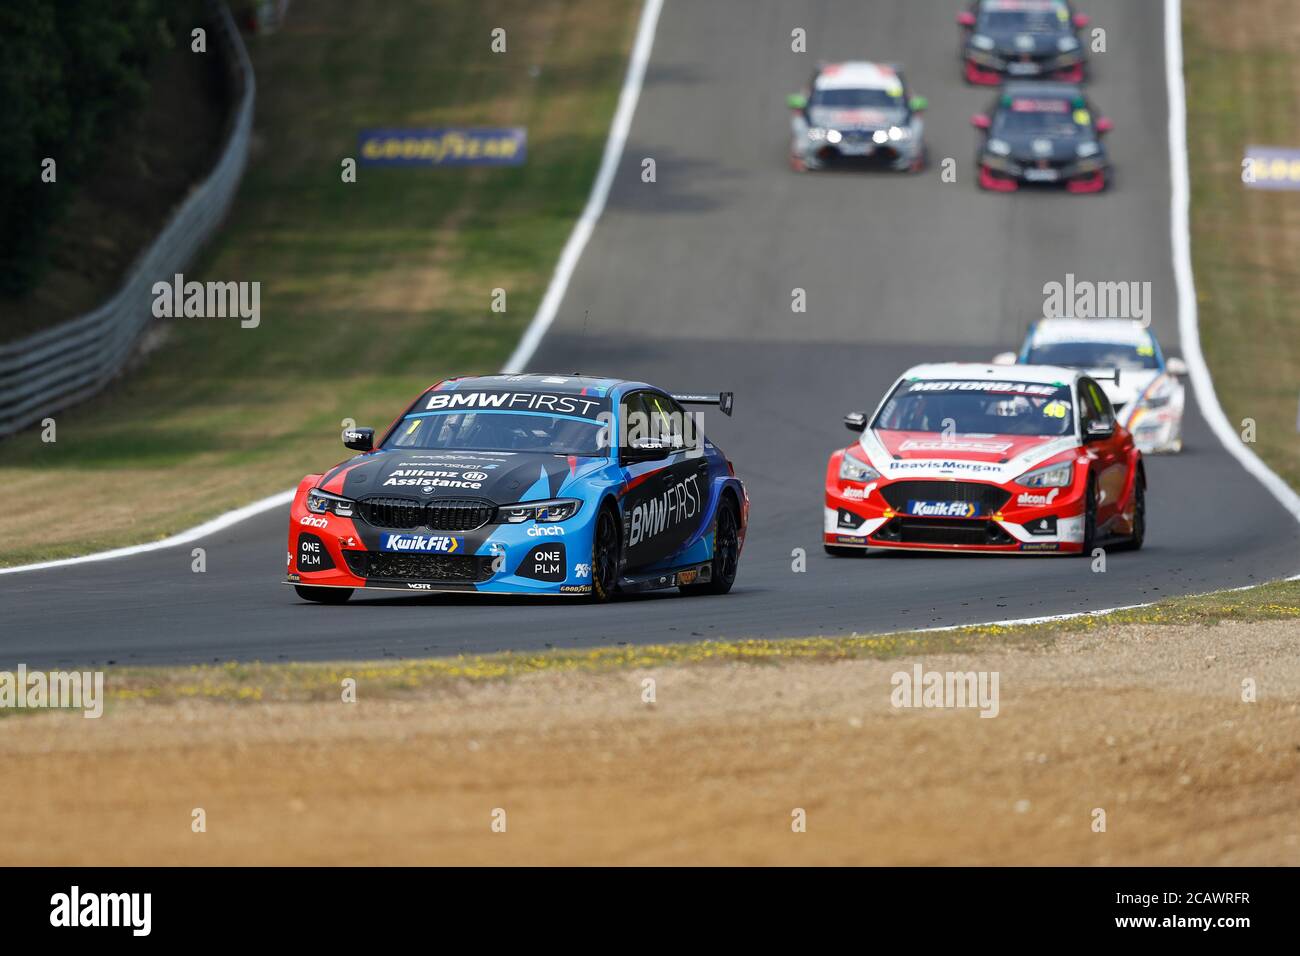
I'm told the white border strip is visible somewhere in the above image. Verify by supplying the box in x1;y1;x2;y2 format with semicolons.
914;573;1300;633
502;0;664;373
0;490;294;575
1164;0;1300;522
1;0;665;577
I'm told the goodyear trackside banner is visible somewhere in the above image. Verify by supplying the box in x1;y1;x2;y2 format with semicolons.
1243;145;1300;190
358;127;527;166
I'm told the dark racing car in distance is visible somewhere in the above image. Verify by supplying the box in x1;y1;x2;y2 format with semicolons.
957;0;1090;85
972;82;1113;192
286;374;747;603
824;363;1145;556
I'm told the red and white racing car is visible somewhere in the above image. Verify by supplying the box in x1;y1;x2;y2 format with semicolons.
824;363;1145;555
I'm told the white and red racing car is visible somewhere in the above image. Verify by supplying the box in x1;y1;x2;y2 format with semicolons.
825;363;1145;555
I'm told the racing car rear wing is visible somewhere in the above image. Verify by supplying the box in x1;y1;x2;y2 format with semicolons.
671;392;734;417
1091;369;1122;386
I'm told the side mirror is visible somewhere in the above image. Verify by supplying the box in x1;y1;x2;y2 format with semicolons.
1073;12;1092;28
992;352;1018;366
786;93;807;111
1165;356;1188;376
971;113;992;130
844;412;868;433
1095;116;1113;134
909;95;928;113
343;427;374;452
957;11;977;27
1085;420;1114;442
622;437;674;464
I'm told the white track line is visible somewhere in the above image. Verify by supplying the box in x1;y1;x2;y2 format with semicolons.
1165;0;1300;523
1;0;666;577
502;0;664;373
0;490;295;575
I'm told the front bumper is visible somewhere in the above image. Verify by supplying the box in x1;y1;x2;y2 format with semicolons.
979;156;1108;193
964;51;1085;85
794;134;923;172
286;504;596;596
824;477;1086;554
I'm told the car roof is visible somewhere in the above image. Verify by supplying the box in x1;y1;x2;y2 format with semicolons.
815;61;901;91
901;362;1082;385
1030;319;1155;346
1001;81;1084;99
433;373;625;395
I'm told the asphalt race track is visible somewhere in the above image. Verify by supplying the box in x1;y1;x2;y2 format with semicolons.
4;0;1297;668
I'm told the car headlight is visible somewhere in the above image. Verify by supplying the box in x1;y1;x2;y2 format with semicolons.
1077;141;1100;158
826;129;843;144
1058;36;1080;52
1016;462;1074;488
988;138;1012;156
972;34;996;51
306;488;356;516
888;126;909;141
500;498;582;523
840;452;881;483
807;127;828;141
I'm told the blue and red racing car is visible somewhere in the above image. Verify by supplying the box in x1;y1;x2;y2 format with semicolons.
286;374;748;603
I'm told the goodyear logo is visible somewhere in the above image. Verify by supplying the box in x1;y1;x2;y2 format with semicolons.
1244;146;1300;190
358;128;526;166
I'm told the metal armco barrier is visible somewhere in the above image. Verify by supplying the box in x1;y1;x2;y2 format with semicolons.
0;3;255;437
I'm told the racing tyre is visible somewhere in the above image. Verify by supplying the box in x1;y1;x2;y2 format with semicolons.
295;585;352;604
590;504;621;602
824;544;865;557
1079;475;1098;556
681;499;740;596
1116;475;1145;552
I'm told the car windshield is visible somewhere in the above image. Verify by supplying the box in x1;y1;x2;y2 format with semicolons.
978;1;1070;33
384;389;612;456
994;101;1086;137
1026;340;1159;370
874;379;1075;437
811;88;903;109
386;411;606;455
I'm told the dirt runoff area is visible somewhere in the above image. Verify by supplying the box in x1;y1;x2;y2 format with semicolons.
2;620;1298;865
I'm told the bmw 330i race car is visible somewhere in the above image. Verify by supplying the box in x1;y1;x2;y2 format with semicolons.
824;363;1145;556
995;319;1188;453
957;0;1090;85
787;61;928;172
972;82;1112;192
286;374;748;603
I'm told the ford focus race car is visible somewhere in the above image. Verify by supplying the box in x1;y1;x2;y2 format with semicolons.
973;82;1112;192
957;0;1090;85
995;319;1188;453
825;363;1145;556
287;374;748;603
787;61;928;173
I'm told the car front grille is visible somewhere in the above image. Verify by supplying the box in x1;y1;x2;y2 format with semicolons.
356;496;495;531
344;550;495;583
873;517;1017;547
879;481;1011;515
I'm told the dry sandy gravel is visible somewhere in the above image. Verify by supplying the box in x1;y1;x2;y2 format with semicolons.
2;621;1298;865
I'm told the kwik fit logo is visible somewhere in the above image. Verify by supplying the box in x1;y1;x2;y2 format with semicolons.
907;500;978;518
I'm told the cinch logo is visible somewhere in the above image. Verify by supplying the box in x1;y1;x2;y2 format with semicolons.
299;515;329;527
382;534;462;553
50;886;150;936
527;525;564;536
907;500;979;518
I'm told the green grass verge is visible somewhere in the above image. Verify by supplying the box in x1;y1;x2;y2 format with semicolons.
1184;1;1300;491
0;0;640;566
78;577;1300;709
